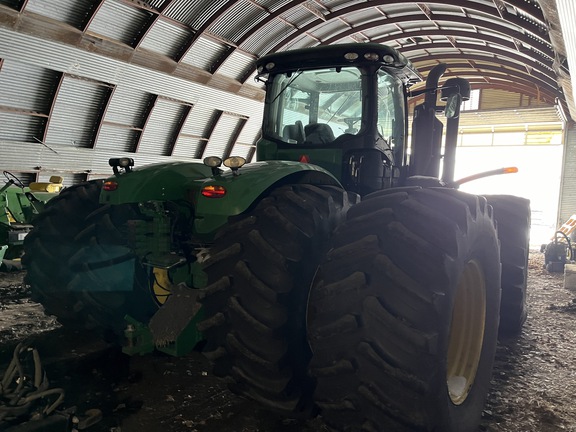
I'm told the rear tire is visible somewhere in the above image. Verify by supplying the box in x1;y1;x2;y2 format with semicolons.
23;181;157;333
23;181;103;325
308;188;501;432
198;184;356;417
485;195;531;335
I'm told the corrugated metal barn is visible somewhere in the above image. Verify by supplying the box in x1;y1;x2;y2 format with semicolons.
2;2;576;431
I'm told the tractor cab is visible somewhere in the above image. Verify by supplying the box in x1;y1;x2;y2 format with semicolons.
255;43;421;195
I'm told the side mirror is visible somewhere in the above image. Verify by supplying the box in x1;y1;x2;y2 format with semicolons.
445;93;462;119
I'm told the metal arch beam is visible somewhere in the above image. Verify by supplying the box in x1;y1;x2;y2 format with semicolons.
267;1;552;56
374;28;552;69
168;104;192;157
464;81;555;101
320;13;553;59
134;94;158;154
173;0;241;63
230;0;549;83
502;0;545;23
42;71;65;145
414;59;558;91
397;42;557;84
91;84;115;150
408;80;555;105
439;72;557;102
195;110;223;160
131;0;176;50
80;0;106;32
409;55;561;99
451;78;555;101
223;116;248;159
206;0;309;73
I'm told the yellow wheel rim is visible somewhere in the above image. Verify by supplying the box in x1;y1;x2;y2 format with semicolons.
446;259;486;405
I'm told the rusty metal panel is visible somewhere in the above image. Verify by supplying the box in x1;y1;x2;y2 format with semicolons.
139;18;192;59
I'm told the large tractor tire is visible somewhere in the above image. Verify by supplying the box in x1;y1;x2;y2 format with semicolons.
23;181;104;325
485;195;531;335
68;202;159;332
308;187;501;432
198;184;356;417
23;181;157;333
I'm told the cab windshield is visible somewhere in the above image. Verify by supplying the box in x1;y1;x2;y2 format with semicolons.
264;67;364;145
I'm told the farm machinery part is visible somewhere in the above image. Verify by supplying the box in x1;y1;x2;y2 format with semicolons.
0;171;63;269
541;231;573;272
23;43;530;432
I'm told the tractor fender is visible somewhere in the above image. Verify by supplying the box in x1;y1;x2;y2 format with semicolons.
192;160;341;235
99;161;215;205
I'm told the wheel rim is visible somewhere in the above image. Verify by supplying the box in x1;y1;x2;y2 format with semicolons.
446;259;486;405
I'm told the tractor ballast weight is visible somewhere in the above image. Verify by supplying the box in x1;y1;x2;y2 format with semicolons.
23;43;531;431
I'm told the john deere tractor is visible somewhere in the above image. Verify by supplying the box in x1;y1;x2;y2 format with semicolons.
0;171;63;268
23;43;530;431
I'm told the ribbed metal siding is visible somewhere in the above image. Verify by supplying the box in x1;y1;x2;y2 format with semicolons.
138;98;186;156
172;136;203;158
164;0;227;29
558;123;576;227
203;113;241;157
180;36;228;71
231;115;259;159
182;105;216;137
96;126;139;152
104;87;151;127
218;50;255;80
557;0;576;106
44;76;108;148
0;113;44;142
0;59;56;113
241;18;294;55
139;19;192;59
88;0;150;46
208;1;267;42
25;0;94;28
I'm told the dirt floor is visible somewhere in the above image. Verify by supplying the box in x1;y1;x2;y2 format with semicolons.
1;251;576;431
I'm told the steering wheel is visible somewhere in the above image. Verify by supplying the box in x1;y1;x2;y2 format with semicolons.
3;171;25;188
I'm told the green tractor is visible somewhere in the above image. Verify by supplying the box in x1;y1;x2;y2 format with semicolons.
23;43;531;431
0;172;64;268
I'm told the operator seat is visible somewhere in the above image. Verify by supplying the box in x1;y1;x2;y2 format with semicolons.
282;120;305;144
304;123;334;144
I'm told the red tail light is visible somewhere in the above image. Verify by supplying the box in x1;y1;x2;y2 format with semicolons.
201;185;226;198
103;181;118;191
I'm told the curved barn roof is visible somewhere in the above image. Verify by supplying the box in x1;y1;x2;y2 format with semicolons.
0;0;572;180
